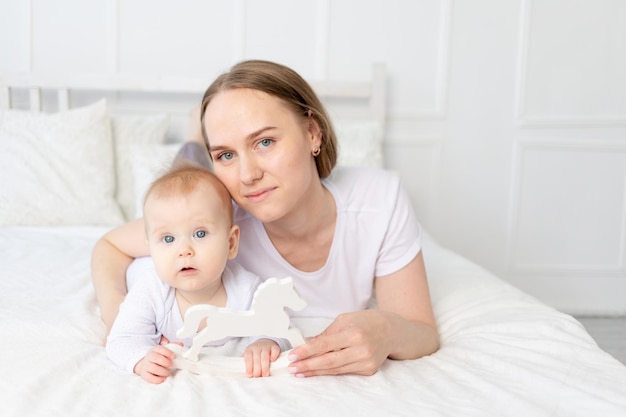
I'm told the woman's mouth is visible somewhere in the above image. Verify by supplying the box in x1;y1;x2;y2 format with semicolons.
245;187;275;203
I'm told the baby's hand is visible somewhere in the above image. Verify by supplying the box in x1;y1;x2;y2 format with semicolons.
243;338;281;378
133;345;176;384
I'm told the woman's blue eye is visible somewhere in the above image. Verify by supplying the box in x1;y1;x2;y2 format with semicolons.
218;152;234;161
259;138;273;148
162;235;174;244
194;230;206;238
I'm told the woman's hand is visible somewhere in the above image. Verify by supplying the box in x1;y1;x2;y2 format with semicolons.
243;338;281;377
287;310;394;377
287;254;439;378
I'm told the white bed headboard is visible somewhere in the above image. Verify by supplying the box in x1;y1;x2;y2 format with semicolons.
0;63;387;226
0;63;386;141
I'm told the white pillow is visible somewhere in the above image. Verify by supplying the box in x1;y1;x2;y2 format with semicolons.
0;100;124;226
128;143;183;219
335;121;384;168
111;114;169;220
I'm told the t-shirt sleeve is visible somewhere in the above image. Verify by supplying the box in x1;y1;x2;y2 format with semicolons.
374;174;421;278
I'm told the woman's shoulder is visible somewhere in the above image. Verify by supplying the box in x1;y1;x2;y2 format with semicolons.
326;166;399;187
325;166;402;205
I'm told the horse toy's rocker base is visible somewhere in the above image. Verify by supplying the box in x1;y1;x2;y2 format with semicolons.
165;276;306;377
165;344;294;376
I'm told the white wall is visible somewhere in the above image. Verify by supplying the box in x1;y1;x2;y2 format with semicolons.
1;0;625;315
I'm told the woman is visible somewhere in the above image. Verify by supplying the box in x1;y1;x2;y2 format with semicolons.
91;59;439;377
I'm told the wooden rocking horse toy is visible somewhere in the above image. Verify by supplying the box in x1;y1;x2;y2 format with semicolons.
165;276;306;376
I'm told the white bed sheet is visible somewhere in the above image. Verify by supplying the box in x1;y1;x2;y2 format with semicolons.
1;226;625;417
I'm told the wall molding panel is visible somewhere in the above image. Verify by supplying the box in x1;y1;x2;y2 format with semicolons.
105;0;119;73
507;138;626;277
391;0;451;122
385;136;443;229
313;0;330;79
232;0;246;63
515;0;626;128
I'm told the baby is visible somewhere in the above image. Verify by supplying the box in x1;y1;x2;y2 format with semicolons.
106;165;284;383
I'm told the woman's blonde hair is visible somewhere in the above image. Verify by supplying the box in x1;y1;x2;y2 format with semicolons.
199;60;337;178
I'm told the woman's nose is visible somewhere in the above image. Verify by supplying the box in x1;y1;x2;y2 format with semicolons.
240;155;263;184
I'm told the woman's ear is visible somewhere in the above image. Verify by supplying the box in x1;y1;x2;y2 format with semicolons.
307;112;322;149
227;225;240;259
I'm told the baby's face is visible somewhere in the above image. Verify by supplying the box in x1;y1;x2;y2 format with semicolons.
144;185;237;295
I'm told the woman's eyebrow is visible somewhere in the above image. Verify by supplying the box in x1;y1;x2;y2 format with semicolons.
246;126;277;140
209;126;277;152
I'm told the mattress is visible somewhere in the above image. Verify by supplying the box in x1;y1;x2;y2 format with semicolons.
1;226;625;416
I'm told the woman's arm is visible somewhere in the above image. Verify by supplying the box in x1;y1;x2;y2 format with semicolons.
287;251;439;377
91;218;150;334
375;251;439;360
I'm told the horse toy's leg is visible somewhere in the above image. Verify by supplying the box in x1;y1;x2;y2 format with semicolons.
177;305;212;339
183;327;210;361
286;327;306;348
178;305;220;361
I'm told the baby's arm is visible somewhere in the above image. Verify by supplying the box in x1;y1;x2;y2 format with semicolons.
243;338;281;378
106;273;168;381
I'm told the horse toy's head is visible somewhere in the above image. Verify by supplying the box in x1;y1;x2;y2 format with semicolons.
253;277;306;313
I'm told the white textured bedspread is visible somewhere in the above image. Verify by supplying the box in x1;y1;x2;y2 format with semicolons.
1;226;625;416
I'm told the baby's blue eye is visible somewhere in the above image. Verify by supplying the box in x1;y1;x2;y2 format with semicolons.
162;235;174;244
194;230;206;239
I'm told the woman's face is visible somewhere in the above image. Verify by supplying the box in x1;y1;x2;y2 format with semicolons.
203;88;321;223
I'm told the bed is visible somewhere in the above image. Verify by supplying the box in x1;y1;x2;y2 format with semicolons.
1;64;626;417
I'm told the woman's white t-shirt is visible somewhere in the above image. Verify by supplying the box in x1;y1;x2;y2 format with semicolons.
233;166;422;320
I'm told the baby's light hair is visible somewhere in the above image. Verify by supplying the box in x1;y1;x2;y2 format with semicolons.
143;164;233;225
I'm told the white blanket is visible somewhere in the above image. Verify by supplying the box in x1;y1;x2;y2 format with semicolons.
1;226;625;416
